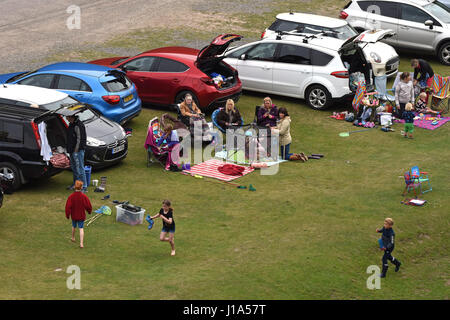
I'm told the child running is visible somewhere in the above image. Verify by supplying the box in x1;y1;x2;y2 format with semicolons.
65;180;92;248
376;218;401;278
150;200;176;256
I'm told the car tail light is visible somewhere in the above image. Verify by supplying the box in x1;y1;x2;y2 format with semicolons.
339;11;348;19
201;76;220;89
102;95;121;105
331;71;349;79
30;121;41;149
261;31;266;39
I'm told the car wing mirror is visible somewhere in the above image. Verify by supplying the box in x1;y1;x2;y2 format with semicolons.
424;20;433;29
120;66;128;73
240;54;247;60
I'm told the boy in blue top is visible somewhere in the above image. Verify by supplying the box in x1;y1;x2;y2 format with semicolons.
376;218;402;278
402;103;415;139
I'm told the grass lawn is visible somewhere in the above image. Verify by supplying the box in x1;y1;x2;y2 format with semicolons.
0;0;449;300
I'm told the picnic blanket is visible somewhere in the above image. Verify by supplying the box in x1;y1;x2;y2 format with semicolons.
214;150;287;167
395;116;450;130
183;159;254;182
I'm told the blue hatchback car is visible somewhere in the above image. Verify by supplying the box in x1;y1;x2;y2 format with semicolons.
0;62;142;124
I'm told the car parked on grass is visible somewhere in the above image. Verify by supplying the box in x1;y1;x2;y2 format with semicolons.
262;12;400;78
89;34;243;111
223;30;398;110
0;62;142;124
0;84;128;170
0;103;69;191
340;0;450;65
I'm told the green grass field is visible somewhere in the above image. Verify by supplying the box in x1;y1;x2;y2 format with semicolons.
0;0;449;300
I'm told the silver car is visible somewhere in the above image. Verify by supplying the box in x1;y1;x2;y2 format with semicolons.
340;0;450;65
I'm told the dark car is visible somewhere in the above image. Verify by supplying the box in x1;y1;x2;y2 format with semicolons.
0;84;128;169
89;34;243;111
0;103;70;191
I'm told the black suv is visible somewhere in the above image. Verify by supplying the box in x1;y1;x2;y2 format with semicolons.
0;104;71;191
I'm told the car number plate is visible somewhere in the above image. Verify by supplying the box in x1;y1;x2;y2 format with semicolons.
112;144;125;154
124;94;133;103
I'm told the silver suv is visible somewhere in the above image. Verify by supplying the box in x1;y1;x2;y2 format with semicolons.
340;0;450;65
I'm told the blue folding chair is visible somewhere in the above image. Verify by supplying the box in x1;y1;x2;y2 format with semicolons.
212;107;244;133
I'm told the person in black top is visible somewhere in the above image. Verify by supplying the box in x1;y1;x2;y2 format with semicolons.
66;115;87;192
402;103;415;139
411;59;434;88
376;218;401;278
216;99;242;131
150;199;176;256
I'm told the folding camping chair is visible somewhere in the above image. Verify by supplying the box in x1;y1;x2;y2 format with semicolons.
145;117;169;168
402;166;432;197
212;107;244;133
374;74;396;114
425;74;450;115
173;104;191;127
352;80;379;122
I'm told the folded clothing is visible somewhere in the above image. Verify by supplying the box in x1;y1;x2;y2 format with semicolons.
218;164;245;176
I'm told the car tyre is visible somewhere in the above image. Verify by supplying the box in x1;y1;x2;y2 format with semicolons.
437;42;450;66
0;162;21;192
305;85;332;110
175;91;200;108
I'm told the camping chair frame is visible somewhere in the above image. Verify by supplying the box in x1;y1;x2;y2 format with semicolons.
145;118;170;168
402;166;432;197
212;107;244;133
422;74;450;115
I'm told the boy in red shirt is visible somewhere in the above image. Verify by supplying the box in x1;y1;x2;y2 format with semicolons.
65;180;92;248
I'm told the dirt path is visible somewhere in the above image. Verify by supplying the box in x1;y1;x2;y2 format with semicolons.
0;0;276;72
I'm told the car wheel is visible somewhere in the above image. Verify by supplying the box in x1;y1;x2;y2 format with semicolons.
305;85;332;110
175;91;200;108
438;42;450;66
0;162;21;192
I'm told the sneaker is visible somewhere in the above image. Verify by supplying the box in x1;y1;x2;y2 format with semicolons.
395;262;401;272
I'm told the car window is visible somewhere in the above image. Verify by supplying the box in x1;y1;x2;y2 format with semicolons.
57;75;92;92
156;58;189;73
276;44;310;65
400;4;435;23
18;74;55;88
41;96;96;122
268;19;301;32
359;1;398;19
226;45;255;59
101;75;132;92
310;49;334;66
246;43;278;61
423;2;450;24
123;56;157;72
0;120;23;143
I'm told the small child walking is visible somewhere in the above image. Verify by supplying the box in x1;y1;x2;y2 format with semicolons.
65;180;92;248
150;200;176;256
402;103;415;139
376;218;401;278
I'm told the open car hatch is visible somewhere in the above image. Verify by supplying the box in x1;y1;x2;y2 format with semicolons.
33;104;88;124
352;29;395;44
197;34;243;63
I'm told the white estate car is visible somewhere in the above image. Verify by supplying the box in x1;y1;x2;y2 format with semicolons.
340;0;450;65
223;30;399;110
262;12;400;78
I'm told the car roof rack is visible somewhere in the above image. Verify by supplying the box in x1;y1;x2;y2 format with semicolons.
275;30;327;43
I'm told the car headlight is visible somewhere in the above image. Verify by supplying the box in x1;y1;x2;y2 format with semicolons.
369;52;381;63
119;126;126;138
87;137;106;147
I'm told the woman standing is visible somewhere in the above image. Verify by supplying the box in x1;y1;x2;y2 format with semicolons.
395;72;415;119
271;108;307;161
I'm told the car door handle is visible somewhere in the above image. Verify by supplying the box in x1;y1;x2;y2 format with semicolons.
138;77;146;82
262;66;271;70
172;78;180;83
400;26;409;30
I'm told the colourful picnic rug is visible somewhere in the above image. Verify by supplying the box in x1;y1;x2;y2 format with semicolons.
182;159;254;182
214;150;287;166
395;116;450;130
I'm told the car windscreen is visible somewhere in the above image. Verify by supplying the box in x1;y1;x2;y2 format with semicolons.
101;74;132;92
41;96;96;122
424;2;450;23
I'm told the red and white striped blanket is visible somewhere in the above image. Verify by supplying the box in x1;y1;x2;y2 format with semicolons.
182;159;254;182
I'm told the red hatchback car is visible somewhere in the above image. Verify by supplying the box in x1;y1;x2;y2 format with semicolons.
89;34;243;111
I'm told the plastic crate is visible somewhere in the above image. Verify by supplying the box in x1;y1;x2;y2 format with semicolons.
115;204;145;225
